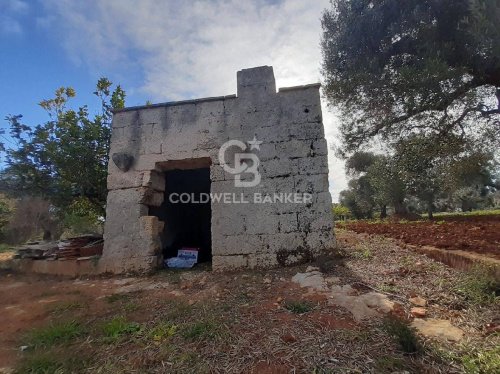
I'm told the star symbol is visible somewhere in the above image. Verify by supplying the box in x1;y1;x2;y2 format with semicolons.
247;136;263;151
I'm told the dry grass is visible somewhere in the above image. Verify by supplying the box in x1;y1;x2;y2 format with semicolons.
9;229;500;373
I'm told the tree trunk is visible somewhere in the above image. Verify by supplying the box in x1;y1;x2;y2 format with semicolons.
393;201;407;215
427;200;434;220
380;205;387;219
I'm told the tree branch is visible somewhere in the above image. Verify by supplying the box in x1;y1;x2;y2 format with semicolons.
480;88;500;117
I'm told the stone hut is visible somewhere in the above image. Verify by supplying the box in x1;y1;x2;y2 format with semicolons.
101;66;335;273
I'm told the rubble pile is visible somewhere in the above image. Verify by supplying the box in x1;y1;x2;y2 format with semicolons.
14;235;103;260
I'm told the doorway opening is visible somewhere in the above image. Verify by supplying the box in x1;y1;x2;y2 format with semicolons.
150;167;212;264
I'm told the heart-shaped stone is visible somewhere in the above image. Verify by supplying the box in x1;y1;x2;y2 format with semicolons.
112;152;134;172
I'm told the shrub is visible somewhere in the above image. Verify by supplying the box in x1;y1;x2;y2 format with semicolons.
102;316;141;340
332;204;351;221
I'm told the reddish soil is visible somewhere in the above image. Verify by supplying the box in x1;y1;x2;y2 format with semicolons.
343;214;500;259
2;231;499;373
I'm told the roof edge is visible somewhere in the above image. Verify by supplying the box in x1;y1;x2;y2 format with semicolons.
112;94;237;113
278;83;321;92
112;82;322;113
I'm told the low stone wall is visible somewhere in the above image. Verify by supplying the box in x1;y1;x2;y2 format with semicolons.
9;258;101;277
409;244;500;279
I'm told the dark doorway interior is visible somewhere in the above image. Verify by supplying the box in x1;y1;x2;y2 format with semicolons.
150;168;212;263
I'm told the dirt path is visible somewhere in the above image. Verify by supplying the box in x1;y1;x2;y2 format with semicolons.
1;230;499;373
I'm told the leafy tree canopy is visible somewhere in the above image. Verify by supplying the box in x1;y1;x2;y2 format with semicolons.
322;0;500;154
0;78;125;217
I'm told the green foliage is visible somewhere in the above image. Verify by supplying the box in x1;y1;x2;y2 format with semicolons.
393;134;496;217
182;321;219;340
15;353;86;374
432;209;500;217
321;0;500;154
102;316;141;340
123;302;140;312
340;144;497;218
284;300;313;314
1;78;126;217
61;195;104;234
455;265;499;305
462;346;500;374
332;204;351;220
367;156;407;215
27;321;84;347
105;293;131;303
382;317;421;354
0;243;12;253
0;198;11;232
339;177;376;219
353;244;373;260
340;152;408;218
149;322;177;342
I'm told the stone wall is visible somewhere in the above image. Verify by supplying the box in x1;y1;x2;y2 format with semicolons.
101;66;335;274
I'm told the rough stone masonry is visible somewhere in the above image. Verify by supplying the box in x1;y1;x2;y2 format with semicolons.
101;66;335;274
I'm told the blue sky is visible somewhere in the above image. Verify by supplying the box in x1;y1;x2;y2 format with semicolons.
0;0;347;200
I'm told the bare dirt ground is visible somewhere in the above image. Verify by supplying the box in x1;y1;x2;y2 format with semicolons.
1;230;499;373
341;214;500;259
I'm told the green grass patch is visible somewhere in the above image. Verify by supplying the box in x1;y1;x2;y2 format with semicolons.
27;321;84;348
102;316;141;341
16;352;87;374
0;243;13;253
284;300;314;314
105;293;131;303
149;322;178;342
377;284;400;294
382;317;421;354
123;302;140;312
455;265;499;306
182;321;220;341
352;244;373;260
462;346;500;374
429;209;500;218
163;300;196;321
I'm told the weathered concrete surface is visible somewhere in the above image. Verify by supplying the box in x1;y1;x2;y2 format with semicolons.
102;66;335;273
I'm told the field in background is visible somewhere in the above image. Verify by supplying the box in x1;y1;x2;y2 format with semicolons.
338;211;500;259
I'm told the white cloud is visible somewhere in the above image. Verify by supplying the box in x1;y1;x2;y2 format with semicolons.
3;0;28;13
0;15;21;34
42;0;347;200
0;0;29;35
